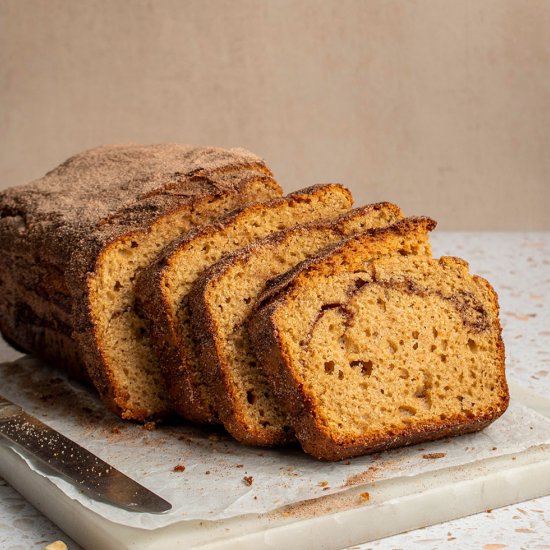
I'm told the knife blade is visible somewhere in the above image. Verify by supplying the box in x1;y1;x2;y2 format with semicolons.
0;394;171;513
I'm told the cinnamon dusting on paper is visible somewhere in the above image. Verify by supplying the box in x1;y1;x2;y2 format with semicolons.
243;475;254;486
422;452;446;459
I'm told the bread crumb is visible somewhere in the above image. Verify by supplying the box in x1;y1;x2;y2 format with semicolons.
173;464;186;472
359;491;370;502
319;481;329;487
142;421;156;431
111;427;121;434
243;476;254;486
43;542;68;550
422;452;446;459
205;470;211;475
235;464;244;468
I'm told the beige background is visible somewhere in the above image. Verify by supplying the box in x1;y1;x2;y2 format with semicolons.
1;0;549;229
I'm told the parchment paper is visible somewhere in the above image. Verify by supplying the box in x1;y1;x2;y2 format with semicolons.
1;356;549;529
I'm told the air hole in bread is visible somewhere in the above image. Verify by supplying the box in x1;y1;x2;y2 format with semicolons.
350;360;373;376
399;405;417;416
355;278;368;290
324;361;335;374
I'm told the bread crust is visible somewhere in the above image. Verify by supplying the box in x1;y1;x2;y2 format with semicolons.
0;144;281;418
250;243;509;460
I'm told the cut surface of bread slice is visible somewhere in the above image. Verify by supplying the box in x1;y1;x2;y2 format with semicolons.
0;144;282;421
250;251;508;460
190;204;411;445
136;184;354;424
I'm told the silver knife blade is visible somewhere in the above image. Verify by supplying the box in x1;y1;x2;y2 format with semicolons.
0;394;171;513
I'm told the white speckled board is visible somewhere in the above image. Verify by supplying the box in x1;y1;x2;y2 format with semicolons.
0;382;549;550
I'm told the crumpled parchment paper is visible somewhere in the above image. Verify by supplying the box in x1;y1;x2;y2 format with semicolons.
1;356;549;529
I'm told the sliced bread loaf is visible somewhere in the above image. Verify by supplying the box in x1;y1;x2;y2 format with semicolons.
0;144;282;421
250;246;508;460
135;184;354;423
189;205;413;445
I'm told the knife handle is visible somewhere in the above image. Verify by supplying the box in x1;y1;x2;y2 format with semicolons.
0;395;24;421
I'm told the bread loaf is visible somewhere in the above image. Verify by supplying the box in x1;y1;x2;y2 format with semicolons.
136;184;353;424
0;144;282;420
189;204;407;445
250;224;509;460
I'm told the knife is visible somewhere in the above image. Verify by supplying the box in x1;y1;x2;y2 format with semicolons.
0;394;171;513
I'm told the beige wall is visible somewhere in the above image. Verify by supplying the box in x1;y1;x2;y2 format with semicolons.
1;0;549;229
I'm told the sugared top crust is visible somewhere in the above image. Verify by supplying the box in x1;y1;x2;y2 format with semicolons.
0;144;279;269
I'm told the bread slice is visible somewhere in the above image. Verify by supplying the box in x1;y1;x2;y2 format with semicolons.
0;144;282;420
135;184;354;423
250;240;508;460
189;204;409;445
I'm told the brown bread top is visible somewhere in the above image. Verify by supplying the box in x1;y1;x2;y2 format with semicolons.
0;143;278;270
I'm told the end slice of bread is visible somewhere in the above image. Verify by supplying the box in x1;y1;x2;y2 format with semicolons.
250;246;508;460
0;144;283;422
189;205;414;446
136;184;354;423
